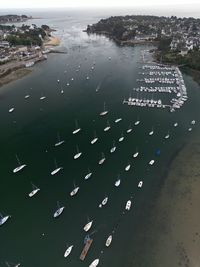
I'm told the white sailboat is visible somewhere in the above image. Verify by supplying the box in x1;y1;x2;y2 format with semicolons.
133;148;139;158
73;120;81;134
5;261;20;267
164;131;170;139
51;159;63;175
13;154;27;173
149;160;155;165
174;122;178;127
104;120;111;132
188;127;192;132
91;131;98;144
134;118;140;125
105;235;112;247
149;127;154;136
64;245;73;257
89;259;99;267
25;94;30;99
138;181;143;188
191;120;196;125
125;162;131;171
126;124;133;133
98;152;106;165
125;200;132;210
115;118;122;123
74;145;82;159
54;132;65;147
53;201;65;218
9;107;14;113
84;168;92;180
40;93;46;100
118;132;124;142
110;140;116;153
99;196;108;208
28;182;40;197
83;220;93;232
115;175;121;187
100;102;108;116
0;213;11;226
70;182;80;196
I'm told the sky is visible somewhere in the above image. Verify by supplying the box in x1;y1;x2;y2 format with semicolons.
0;0;200;9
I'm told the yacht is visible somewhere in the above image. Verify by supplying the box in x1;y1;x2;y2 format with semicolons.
84;169;92;180
100;102;108;116
138;181;143;188
104;120;111;132
91;131;98;145
0;213;11;226
105;235;112;247
70;183;80;196
149;160;155;165
13;154;27;173
125;200;132;210
125;163;131;171
126;124;133;133
73;120;81;134
28;182;40;197
98;152;106;165
9;108;14;113
110;141;116;153
53;201;65;218
149;127;154;136
64;245;73;257
89;259;99;267
83;220;93;232
115;118;122;123
54;132;65;147
118;132;124;142
115;176;121;187
174;122;178;127
191;120;196;125
164;132;170;139
74;145;82;160
51;159;63;175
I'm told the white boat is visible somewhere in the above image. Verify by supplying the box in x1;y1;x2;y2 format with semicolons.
40;95;46;100
110;141;116;153
54;132;65;147
125;163;131;171
83;220;93;232
99;152;106;165
138;181;143;188
25;61;34;68
104;120;111;132
134;119;140;125
115;118;122;123
13;154;27;173
25;94;30;99
74;145;82;159
51;159;63;175
64;245;73;257
126;124;132;133
100;102;108;116
149;127;154;136
115;176;121;187
191;120;196;125
5;261;20;267
125;200;132;210
9;108;14;113
73;120;81;134
105;235;112;247
133;150;139;158
118;133;124;142
89;259;99;267
53;201;65;218
91;131;98;145
174;122;178;127
0;213;11;226
28;183;40;197
149;160;155;165
188;127;192;132
84;169;92;180
102;196;108;206
164;132;170;139
70;183;80;196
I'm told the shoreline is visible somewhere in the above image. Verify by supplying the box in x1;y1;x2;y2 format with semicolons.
142;129;200;267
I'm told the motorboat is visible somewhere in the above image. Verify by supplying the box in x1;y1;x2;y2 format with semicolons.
104;120;111;132
9;108;14;113
191;120;196;125
83;220;93;232
100;102;108;116
74;145;82;159
102;197;108;206
125;200;132;210
51;159;63;175
105;235;112;247
89;259;99;267
54;132;65;147
28;183;40;197
53;201;65;218
64;245;73;257
0;213;11;226
98;152;106;165
149;160;155;165
138;181;143;188
73;120;81;134
13;155;27;173
115;118;122;123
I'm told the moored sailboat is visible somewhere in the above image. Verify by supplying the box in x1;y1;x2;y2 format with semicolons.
13;154;27;173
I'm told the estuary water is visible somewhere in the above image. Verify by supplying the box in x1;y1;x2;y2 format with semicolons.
0;9;200;267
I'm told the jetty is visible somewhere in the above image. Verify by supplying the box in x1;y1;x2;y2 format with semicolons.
80;236;93;261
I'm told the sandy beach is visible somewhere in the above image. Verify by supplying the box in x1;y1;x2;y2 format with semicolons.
0;68;32;87
142;128;200;267
44;36;61;46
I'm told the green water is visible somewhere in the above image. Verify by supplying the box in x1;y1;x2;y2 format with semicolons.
0;10;200;267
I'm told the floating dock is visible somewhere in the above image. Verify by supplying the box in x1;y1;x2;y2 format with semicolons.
80;238;93;261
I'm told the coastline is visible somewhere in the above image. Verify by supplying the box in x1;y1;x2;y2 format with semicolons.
142;128;200;267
